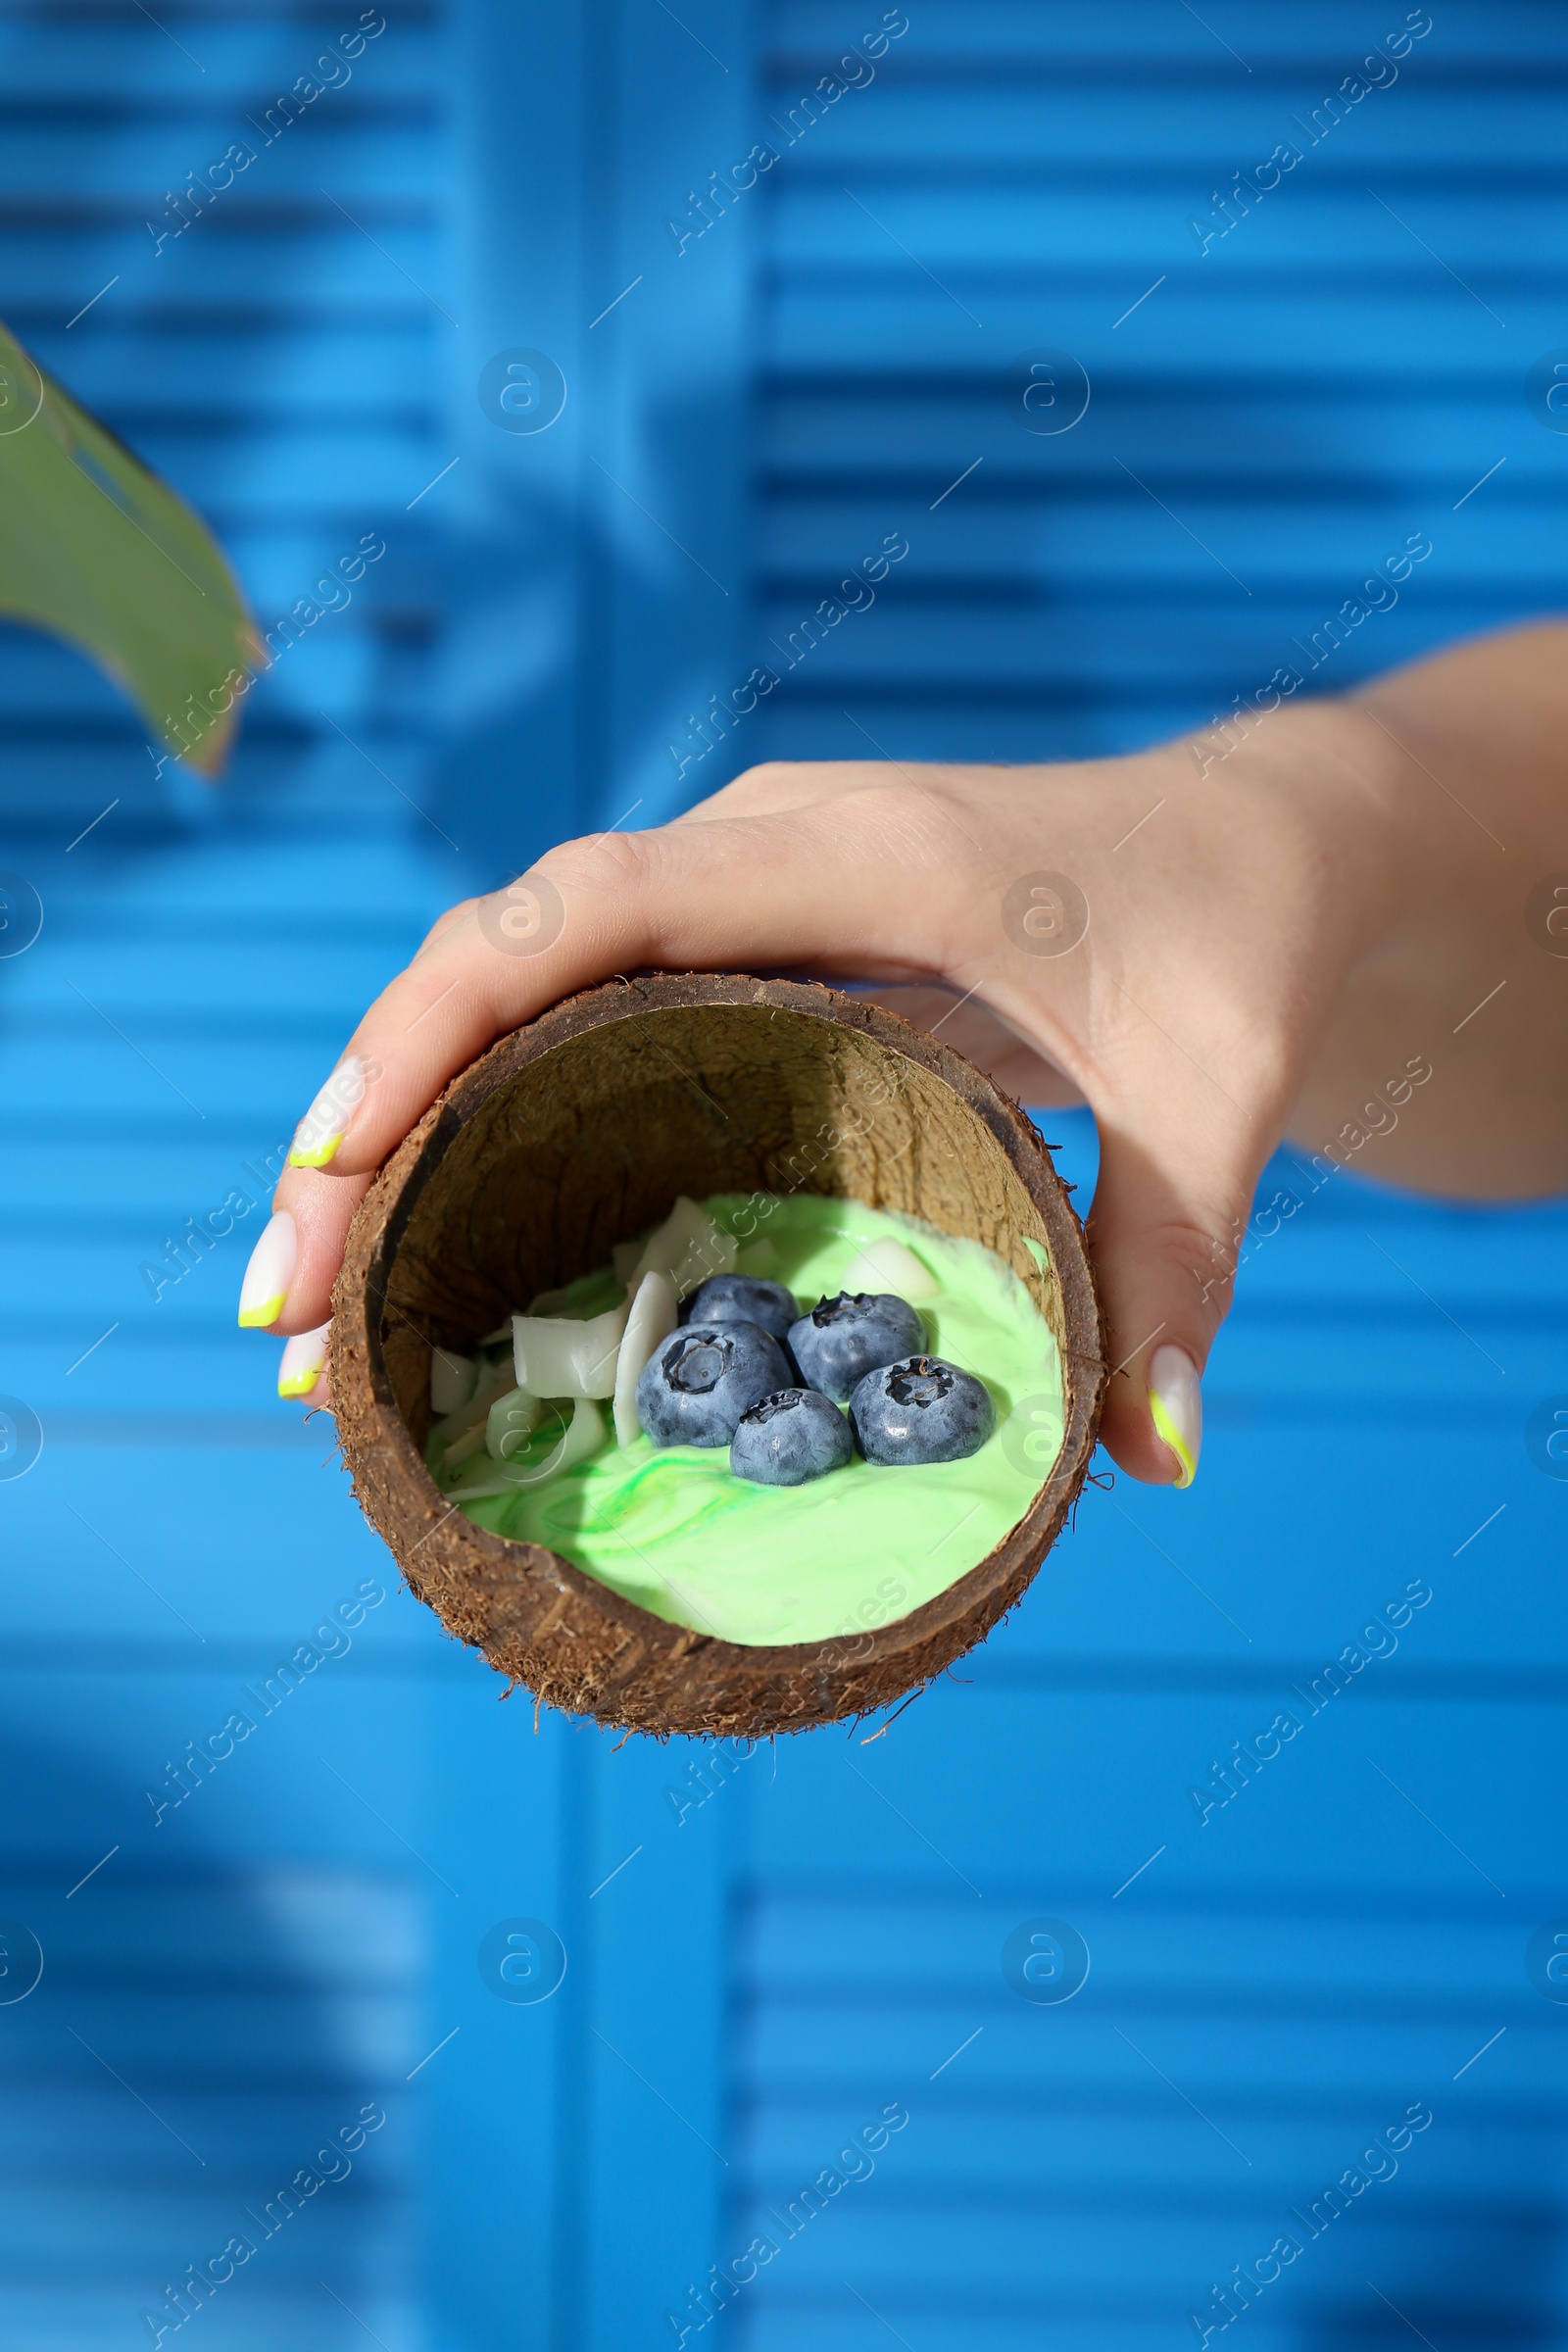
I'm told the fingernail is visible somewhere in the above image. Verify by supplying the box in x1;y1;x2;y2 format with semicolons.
1148;1343;1201;1488
287;1053;368;1169
238;1209;297;1329
278;1320;330;1399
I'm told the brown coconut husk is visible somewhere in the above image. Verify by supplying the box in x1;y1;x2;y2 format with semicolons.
330;975;1105;1738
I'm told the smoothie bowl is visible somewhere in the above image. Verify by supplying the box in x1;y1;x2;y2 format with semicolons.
330;974;1105;1738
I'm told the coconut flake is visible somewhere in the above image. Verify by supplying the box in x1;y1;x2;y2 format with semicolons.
485;1386;542;1461
630;1194;736;1300
512;1297;630;1399
839;1235;942;1302
612;1269;679;1446
444;1396;607;1497
430;1347;477;1416
432;1364;515;1455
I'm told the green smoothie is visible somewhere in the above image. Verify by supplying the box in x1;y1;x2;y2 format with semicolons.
426;1194;1063;1648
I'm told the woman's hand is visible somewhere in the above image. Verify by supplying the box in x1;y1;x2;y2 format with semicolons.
242;625;1568;1481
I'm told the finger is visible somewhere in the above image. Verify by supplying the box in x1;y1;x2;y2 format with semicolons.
236;1169;374;1337
677;762;1003;889
1087;1096;1264;1488
411;894;483;960
672;758;899;824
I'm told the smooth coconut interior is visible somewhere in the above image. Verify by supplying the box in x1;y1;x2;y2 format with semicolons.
376;1001;1067;1459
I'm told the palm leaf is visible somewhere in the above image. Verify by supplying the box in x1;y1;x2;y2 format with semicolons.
0;316;259;777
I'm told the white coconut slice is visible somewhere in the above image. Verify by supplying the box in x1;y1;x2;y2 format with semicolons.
512;1297;630;1399
444;1396;607;1498
838;1235;942;1302
612;1269;679;1446
431;1364;516;1455
443;1420;489;1472
485;1385;543;1461
733;1237;779;1277
612;1239;645;1285
430;1347;477;1415
630;1193;737;1301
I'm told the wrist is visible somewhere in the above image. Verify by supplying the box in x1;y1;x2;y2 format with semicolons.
1162;692;1415;967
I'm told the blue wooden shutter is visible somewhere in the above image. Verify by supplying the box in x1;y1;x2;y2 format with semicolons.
3;2;1566;2346
724;6;1568;2347
0;2;749;2342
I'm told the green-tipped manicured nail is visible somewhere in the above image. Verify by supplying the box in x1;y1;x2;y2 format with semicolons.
287;1053;368;1169
238;1209;296;1330
277;1321;330;1398
1148;1343;1201;1488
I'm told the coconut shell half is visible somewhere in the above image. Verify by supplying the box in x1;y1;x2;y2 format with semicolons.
330;974;1105;1738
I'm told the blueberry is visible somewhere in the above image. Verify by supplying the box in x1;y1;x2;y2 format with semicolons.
850;1355;996;1466
636;1320;792;1447
682;1273;799;1344
787;1292;925;1404
730;1389;854;1487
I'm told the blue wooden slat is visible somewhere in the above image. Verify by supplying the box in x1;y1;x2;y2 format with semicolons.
0;40;440;98
771;1;1568;62
760;287;1554;363
0;124;439;197
0;236;444;308
760;82;1568;168
770;186;1568;267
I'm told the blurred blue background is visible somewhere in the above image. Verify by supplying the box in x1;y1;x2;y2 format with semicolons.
1;2;1565;2345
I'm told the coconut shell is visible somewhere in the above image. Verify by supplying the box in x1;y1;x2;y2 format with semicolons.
330;975;1105;1738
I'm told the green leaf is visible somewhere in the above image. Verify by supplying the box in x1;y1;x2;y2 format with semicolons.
0;316;259;778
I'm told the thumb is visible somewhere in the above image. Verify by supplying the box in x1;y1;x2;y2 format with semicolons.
1085;1109;1265;1488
